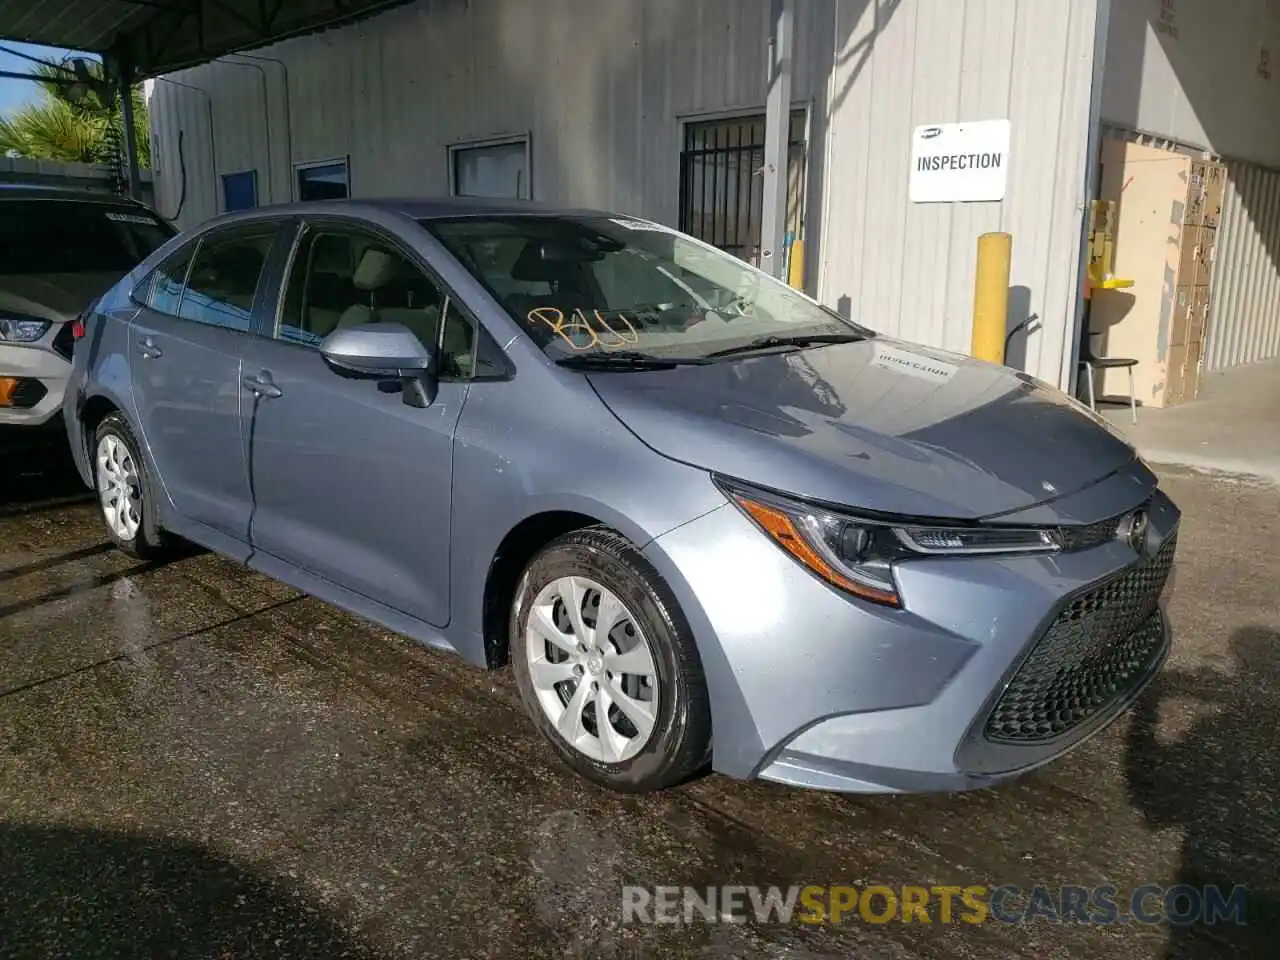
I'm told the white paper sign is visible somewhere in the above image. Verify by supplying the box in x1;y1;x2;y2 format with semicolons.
870;342;958;383
909;119;1011;203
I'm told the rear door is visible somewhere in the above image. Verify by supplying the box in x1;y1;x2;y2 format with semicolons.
129;221;285;544
241;219;479;626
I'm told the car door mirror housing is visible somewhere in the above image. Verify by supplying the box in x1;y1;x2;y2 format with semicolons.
320;323;438;407
321;323;434;376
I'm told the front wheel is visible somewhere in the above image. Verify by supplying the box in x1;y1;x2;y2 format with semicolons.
510;527;711;793
93;413;172;560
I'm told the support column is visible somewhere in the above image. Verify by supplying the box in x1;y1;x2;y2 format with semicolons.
116;57;143;201
760;0;793;280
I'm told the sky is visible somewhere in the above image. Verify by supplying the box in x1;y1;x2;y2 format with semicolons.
0;42;86;116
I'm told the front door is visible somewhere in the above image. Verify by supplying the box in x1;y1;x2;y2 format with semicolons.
242;223;472;627
128;224;279;541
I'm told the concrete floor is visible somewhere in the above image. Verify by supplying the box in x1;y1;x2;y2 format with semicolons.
1;428;1277;959
1100;358;1280;486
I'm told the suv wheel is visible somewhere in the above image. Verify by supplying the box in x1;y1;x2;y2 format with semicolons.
510;527;711;793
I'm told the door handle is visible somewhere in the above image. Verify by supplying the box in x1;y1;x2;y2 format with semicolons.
241;374;283;399
137;337;162;359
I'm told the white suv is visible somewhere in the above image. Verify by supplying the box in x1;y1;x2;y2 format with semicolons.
0;185;174;427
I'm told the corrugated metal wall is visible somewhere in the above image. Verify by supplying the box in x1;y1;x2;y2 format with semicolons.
1206;160;1280;371
148;0;835;228
819;0;1102;388
148;0;1101;388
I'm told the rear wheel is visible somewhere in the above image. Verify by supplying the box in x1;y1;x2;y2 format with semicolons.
93;413;171;560
510;526;711;793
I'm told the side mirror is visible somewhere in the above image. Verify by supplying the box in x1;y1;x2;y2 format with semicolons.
320;322;437;407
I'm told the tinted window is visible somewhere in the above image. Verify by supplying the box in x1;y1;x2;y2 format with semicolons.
145;243;196;315
296;162;348;201
0;199;174;276
277;226;476;377
176;228;276;332
426;215;867;360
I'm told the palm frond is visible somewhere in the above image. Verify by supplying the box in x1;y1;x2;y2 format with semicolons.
0;57;150;167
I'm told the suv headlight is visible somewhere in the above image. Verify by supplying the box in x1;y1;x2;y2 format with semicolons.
716;477;1062;608
0;313;53;343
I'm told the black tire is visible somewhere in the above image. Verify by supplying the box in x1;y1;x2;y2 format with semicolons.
91;413;172;560
510;526;712;793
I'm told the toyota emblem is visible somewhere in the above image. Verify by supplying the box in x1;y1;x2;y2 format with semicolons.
1119;510;1150;555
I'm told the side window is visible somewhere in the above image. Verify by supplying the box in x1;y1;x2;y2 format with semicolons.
278;226;479;378
177;227;276;332
143;243;196;315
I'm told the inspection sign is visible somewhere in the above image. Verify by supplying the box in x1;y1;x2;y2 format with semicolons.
909;119;1011;203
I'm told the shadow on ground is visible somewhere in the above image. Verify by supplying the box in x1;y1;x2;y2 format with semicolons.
0;422;92;516
0;823;385;959
1126;626;1280;958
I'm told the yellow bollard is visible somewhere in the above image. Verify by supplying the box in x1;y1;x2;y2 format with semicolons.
970;232;1012;364
787;237;805;290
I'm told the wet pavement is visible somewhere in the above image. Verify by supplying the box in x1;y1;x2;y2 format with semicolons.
1;424;1277;959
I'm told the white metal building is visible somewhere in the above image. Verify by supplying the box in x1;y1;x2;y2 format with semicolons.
143;0;1101;390
140;0;1280;392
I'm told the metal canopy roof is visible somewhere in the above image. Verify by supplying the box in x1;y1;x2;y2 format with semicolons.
0;0;410;79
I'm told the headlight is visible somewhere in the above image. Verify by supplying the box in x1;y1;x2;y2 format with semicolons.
0;313;53;343
716;477;1063;608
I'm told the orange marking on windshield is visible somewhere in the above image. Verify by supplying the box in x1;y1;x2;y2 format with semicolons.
528;306;641;351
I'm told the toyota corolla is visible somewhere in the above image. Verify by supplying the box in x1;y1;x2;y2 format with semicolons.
63;199;1178;794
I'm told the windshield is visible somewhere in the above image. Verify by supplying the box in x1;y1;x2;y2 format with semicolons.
424;215;870;359
0;199;174;276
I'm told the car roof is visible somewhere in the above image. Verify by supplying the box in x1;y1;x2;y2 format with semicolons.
0;182;158;209
200;195;621;228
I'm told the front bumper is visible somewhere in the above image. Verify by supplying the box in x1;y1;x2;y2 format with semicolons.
644;470;1179;794
0;328;71;427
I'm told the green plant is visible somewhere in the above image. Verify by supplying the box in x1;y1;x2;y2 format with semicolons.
0;58;149;166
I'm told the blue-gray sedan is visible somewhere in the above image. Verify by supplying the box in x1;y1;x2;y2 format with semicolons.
63;199;1179;794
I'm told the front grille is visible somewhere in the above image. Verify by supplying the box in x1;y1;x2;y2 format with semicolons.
51;321;74;361
1058;499;1151;552
984;532;1176;743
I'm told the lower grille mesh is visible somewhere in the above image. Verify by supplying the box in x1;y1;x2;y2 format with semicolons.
984;533;1176;743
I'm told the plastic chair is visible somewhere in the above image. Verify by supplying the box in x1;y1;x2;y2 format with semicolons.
1079;329;1138;424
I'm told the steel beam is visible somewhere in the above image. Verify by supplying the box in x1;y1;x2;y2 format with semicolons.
759;0;793;280
114;56;144;201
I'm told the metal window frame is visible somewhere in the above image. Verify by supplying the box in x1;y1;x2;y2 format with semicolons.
220;168;259;213
293;155;351;201
677;105;809;262
447;134;532;200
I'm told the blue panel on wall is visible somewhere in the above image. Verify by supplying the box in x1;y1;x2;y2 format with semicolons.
222;170;258;211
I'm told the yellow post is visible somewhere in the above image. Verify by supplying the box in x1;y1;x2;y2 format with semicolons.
787;237;805;289
971;232;1012;363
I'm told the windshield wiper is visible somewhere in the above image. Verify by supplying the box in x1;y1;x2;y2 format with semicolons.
703;332;865;360
554;350;711;370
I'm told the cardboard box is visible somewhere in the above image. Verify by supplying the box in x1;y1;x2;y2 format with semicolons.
1167;283;1211;350
1165;339;1205;407
1178;224;1216;287
1094;139;1224;408
1164;345;1189;406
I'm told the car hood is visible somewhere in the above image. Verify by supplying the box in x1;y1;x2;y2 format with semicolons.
0;272;123;321
586;337;1137;520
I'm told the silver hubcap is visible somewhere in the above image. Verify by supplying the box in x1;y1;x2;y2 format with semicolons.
96;434;142;541
524;575;659;763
